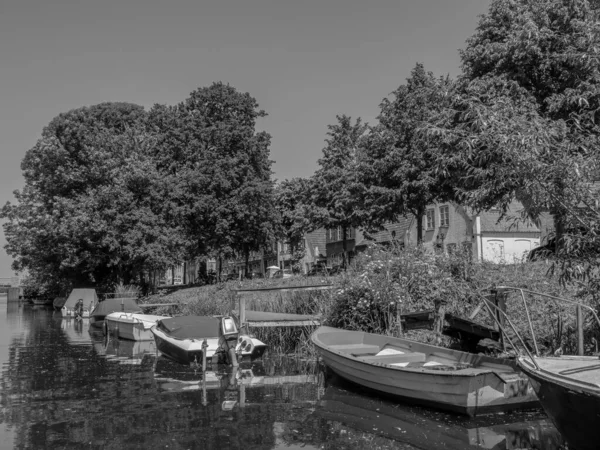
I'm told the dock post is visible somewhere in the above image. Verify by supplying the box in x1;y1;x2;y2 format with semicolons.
202;339;208;372
577;305;584;356
238;296;246;329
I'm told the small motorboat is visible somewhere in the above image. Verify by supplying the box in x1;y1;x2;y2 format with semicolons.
89;298;142;329
105;312;168;341
150;315;267;366
311;326;538;417
61;288;98;318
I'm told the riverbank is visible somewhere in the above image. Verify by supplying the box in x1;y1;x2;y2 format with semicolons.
143;247;582;357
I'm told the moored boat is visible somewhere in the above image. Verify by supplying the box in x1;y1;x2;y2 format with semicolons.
517;355;600;450
61;288;98;318
151;315;267;366
89;298;142;328
311;326;538;416
105;312;168;340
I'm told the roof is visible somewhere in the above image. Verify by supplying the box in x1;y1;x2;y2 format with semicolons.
479;202;541;233
357;218;413;247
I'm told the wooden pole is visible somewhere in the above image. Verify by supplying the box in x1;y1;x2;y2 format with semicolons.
577;304;584;356
238;296;246;329
202;339;208;372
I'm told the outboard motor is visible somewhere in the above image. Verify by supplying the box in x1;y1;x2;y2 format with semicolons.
219;316;240;366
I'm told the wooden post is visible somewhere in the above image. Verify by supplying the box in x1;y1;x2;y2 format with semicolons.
577;304;584;356
493;289;507;350
202;339;208;372
238;296;246;329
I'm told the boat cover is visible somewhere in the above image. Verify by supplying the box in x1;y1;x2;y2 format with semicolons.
64;288;98;311
92;298;142;316
157;316;221;339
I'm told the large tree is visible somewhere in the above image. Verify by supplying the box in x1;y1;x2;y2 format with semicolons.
148;82;278;276
360;63;454;243
431;0;600;288
308;115;368;268
1;103;180;292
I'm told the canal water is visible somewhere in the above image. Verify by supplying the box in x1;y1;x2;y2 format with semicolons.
0;295;566;449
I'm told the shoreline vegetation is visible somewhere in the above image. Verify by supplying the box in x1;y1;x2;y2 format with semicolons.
143;245;587;358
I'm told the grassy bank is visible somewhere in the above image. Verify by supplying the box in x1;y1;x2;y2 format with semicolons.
144;247;593;357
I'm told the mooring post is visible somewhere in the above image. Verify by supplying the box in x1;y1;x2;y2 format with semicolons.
577;304;584;356
238;296;246;329
201;339;208;372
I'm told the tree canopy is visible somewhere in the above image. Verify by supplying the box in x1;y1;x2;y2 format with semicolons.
308;115;368;267
360;63;454;242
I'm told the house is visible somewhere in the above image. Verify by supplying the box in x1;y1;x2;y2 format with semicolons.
301;229;327;273
405;201;541;263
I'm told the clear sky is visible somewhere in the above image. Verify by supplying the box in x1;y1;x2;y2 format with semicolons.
0;0;491;277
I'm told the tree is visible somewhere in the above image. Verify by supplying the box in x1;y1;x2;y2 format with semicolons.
275;177;312;271
148;82;279;277
308;115;368;268
359;63;454;243
1;103;180;291
430;0;600;288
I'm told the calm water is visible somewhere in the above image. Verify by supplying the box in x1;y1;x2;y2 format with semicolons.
0;295;565;450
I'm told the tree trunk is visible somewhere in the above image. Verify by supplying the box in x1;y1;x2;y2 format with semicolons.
244;244;250;278
342;226;348;269
416;207;425;244
217;256;223;283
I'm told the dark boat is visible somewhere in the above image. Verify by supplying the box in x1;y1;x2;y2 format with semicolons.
486;286;600;450
89;298;142;328
150;315;267;366
311;326;538;416
518;355;600;450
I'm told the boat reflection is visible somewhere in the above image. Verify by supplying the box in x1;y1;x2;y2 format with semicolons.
60;317;91;345
153;357;323;410
315;380;564;450
103;335;156;365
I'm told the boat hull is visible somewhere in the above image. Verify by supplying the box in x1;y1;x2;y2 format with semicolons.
151;326;222;365
519;357;600;450
105;313;166;341
312;326;537;417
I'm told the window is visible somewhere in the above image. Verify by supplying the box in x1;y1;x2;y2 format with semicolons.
337;226;342;241
426;209;435;230
439;206;449;227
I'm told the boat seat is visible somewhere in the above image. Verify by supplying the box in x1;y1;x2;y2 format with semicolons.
359;352;426;364
328;344;381;356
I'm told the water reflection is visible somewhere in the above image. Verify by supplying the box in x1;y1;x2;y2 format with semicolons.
315;376;563;450
0;298;566;449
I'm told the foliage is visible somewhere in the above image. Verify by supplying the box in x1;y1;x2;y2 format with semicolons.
147;83;279;271
274;177;311;252
308;115;368;267
429;0;600;289
1;103;181;290
359;63;454;241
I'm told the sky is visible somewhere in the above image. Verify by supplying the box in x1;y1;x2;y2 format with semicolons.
0;0;491;277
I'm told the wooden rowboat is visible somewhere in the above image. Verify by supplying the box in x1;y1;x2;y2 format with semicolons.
518;355;600;450
311;326;538;416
